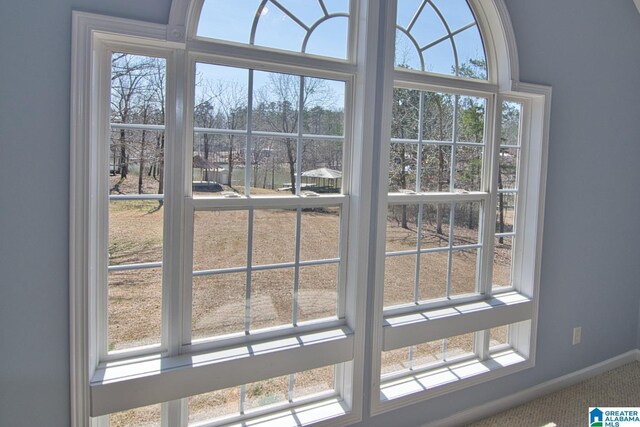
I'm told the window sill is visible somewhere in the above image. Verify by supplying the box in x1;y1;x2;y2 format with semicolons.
377;349;531;414
382;292;533;351
90;326;353;417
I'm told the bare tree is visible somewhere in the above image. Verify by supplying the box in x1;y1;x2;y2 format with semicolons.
255;74;334;193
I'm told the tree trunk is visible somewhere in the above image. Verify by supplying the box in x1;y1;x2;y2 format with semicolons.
203;134;210;182
157;134;164;201
227;136;234;187
286;139;296;194
138;130;146;194
119;128;128;179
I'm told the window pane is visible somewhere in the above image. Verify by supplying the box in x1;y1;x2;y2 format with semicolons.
109;403;161;427
188;386;241;425
251;268;295;330
253;71;300;133
450;249;478;297
501;101;522;146
109;130;165;196
389;143;418;192
431;0;476;31
249;137;297;195
421;203;450;248
197;0;262;44
111;54;166;125
499;147;519;190
193;210;248;272
252;209;297;266
457;96;486;144
192;134;247;195
109;200;163;266
381;347;410;376
395;29;422;70
300;206;340;261
493;236;514;288
386;205;419;252
496;192;516;233
302;78;345;136
192;273;246;340
195;63;248;131
454;145;483;191
423;92;454;142
454;26;487;79
301;141;343;193
421;144;452;192
424;40;456;76
305;16;349;58
419;251;448;301
245;375;289;411
452;201;481;246
298;264;338;322
445;332;475;359
490;325;509;349
384;255;416;307
391;88;420;139
407;4;448;50
413;340;445;368
293;365;335;399
108;268;162;352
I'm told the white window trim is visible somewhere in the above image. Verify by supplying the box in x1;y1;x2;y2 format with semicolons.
70;1;551;425
71;7;369;427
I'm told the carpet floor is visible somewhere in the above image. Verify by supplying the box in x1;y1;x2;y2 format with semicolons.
466;361;640;426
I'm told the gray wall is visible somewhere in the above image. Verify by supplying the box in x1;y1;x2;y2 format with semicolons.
1;1;639;426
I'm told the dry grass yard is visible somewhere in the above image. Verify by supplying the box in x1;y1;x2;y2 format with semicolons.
107;176;514;426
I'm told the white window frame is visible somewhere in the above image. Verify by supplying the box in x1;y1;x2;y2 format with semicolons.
70;1;551;426
362;0;551;416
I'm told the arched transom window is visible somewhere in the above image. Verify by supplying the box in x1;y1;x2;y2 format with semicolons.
196;0;351;59
395;0;487;78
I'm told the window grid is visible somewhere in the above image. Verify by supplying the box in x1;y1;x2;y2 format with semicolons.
197;0;351;60
395;0;487;78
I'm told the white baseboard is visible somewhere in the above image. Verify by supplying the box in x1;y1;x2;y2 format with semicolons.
424;349;640;427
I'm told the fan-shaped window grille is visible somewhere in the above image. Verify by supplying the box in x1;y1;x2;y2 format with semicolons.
196;0;350;59
396;0;487;79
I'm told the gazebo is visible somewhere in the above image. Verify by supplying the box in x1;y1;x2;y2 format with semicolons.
301;167;342;192
193;155;226;183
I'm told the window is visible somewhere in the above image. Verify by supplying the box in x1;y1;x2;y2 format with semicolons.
71;1;550;426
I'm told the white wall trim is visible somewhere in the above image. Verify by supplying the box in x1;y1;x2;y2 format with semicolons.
634;0;640;15
423;350;640;427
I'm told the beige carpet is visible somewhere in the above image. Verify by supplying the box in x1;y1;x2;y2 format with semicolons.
467;361;640;426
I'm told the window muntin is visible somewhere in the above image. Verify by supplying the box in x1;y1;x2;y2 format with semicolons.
395;0;487;79
196;0;351;60
187;365;336;426
188;60;348;346
193;62;345;196
389;89;487;194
